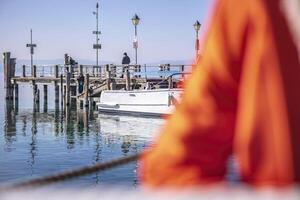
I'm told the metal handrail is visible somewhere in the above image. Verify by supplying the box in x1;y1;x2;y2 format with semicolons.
147;72;191;89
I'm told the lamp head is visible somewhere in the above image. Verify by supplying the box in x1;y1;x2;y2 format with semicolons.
132;14;140;26
194;20;201;32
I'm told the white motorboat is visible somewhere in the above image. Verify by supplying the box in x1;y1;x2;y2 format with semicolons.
97;89;183;117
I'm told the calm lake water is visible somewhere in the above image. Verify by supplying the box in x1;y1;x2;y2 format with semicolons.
0;71;164;188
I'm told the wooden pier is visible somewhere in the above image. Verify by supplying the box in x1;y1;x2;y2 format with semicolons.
3;52;191;111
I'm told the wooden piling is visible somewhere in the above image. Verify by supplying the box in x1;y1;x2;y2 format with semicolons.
37;89;40;103
111;79;116;90
14;80;18;102
33;88;40;112
65;72;71;107
78;65;83;75
181;65;185;78
53;65;59;105
33;84;38;103
63;85;66;107
33;65;37;77
3;52;14;100
22;65;26;77
32;65;37;104
43;85;48;112
105;65;112;90
55;65;59;78
125;69;131;91
43;85;48;104
168;76;173;89
84;74;89;107
60;74;63;108
107;71;111;90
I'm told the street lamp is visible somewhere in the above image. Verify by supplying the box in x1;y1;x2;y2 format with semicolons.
194;20;201;59
132;14;140;65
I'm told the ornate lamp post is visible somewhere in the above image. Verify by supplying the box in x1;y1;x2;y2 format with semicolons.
193;20;201;59
132;14;140;65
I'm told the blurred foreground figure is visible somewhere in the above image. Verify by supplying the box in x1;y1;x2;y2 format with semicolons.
141;0;300;187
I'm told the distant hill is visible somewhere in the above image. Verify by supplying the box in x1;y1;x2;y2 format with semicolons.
145;60;192;66
16;59;112;66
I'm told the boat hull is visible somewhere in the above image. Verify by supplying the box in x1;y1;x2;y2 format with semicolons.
97;89;182;117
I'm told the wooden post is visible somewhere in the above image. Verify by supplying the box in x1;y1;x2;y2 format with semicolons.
84;74;89;107
60;74;63;108
14;80;18;102
55;65;59;78
125;69;131;91
33;88;40;112
105;64;109;76
22;65;26;77
168;76;173;89
33;65;37;77
3;52;14;100
43;85;48;112
63;85;66;107
43;85;48;104
144;64;147;79
78;65;83;75
37;89;40;103
105;65;111;90
54;82;59;105
54;65;59;106
65;72;71;107
181;65;185;78
107;70;111;90
111;79;116;90
33;84;38;103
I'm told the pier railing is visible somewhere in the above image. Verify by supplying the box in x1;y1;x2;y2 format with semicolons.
77;64;192;79
17;64;193;80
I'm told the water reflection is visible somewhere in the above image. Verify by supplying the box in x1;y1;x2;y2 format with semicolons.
29;109;37;175
4;101;17;150
1;104;163;186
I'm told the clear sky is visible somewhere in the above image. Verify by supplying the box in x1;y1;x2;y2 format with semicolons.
0;0;213;64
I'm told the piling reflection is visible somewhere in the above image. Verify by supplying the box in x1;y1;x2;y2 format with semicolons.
29;110;37;175
1;104;163;186
4;101;17;150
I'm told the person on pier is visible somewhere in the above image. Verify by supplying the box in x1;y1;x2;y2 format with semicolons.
121;52;131;78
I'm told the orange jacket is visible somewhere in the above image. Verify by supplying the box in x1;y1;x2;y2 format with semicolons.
140;0;300;187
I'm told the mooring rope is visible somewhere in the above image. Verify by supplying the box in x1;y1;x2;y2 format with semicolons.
1;152;142;190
